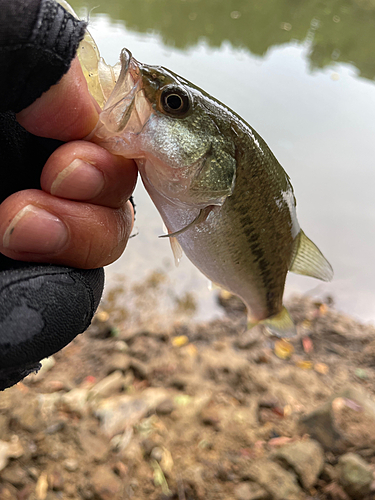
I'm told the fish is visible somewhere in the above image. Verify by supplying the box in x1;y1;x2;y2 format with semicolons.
86;48;333;337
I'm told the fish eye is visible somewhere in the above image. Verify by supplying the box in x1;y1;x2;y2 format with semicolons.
160;86;191;116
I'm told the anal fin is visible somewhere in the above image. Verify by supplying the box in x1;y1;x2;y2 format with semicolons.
289;230;333;282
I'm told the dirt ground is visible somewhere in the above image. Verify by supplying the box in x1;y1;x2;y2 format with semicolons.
0;273;375;500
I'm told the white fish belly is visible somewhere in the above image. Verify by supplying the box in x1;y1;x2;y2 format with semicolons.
142;175;269;321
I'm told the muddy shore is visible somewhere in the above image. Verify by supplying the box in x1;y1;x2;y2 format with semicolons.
0;277;375;500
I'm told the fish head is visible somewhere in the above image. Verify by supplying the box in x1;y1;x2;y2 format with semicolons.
91;49;237;208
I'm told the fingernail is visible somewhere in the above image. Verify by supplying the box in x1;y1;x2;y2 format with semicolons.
51;158;105;199
3;205;68;254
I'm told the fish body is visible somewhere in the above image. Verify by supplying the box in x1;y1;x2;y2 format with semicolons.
139;117;298;324
91;49;333;336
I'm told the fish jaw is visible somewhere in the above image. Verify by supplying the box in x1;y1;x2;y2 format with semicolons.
91;50;237;209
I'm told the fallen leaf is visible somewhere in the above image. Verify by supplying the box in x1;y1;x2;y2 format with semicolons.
314;363;329;375
35;472;48;500
274;340;294;359
185;344;198;356
302;336;314;353
296;360;313;370
96;310;109;322
355;368;368;379
319;304;328;315
172;335;189;347
268;436;294;447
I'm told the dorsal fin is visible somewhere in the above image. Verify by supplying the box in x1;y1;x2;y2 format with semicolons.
289;230;333;282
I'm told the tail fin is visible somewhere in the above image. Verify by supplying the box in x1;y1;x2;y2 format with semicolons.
248;306;296;338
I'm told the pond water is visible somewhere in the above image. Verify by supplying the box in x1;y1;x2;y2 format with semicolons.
70;0;375;324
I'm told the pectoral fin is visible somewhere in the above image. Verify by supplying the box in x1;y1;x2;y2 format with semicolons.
159;206;213;239
289;230;333;282
189;149;236;205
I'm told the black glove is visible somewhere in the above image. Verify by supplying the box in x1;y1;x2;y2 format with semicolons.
0;0;105;390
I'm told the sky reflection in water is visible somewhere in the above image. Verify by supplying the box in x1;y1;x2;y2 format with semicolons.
71;0;375;323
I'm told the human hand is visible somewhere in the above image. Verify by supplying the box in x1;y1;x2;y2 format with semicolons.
0;0;140;390
0;58;138;269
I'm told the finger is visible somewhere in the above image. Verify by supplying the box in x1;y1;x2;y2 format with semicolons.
16;58;99;141
0;190;134;269
40;141;138;208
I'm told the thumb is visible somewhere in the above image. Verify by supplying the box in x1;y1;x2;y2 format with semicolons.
16;58;99;142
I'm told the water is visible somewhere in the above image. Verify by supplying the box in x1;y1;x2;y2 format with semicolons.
70;0;375;324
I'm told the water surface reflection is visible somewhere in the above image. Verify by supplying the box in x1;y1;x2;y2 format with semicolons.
72;0;375;81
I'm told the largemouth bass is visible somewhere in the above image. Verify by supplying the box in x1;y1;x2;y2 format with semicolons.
84;48;333;337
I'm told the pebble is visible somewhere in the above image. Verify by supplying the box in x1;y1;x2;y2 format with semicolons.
27;467;39;480
0;414;9;440
150;446;164;462
11;395;42;433
120;440;143;462
337;452;373;498
300;386;375;452
155;398;175;415
0;465;28;488
245;459;303;500
270;439;324;489
60;388;89;417
106;353;130;374
129;359;149;380
16;484;34;500
299;398;342;451
89;371;125;399
234;482;269;500
0;436;24;471
88;320;113;339
45;421;65;435
79;430;109;462
234;329;263;350
44;493;60;500
0;484;19;499
64;483;77;496
48;468;64;491
35;471;48;500
91;465;122;500
94;388;169;438
63;458;79;472
113;340;129;352
200;406;221;430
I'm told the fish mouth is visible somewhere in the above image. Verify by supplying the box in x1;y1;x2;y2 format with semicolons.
89;49;153;150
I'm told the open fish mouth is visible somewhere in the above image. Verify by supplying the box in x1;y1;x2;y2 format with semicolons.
89;49;153;149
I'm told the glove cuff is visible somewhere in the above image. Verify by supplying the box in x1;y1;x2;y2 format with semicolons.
0;263;104;389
